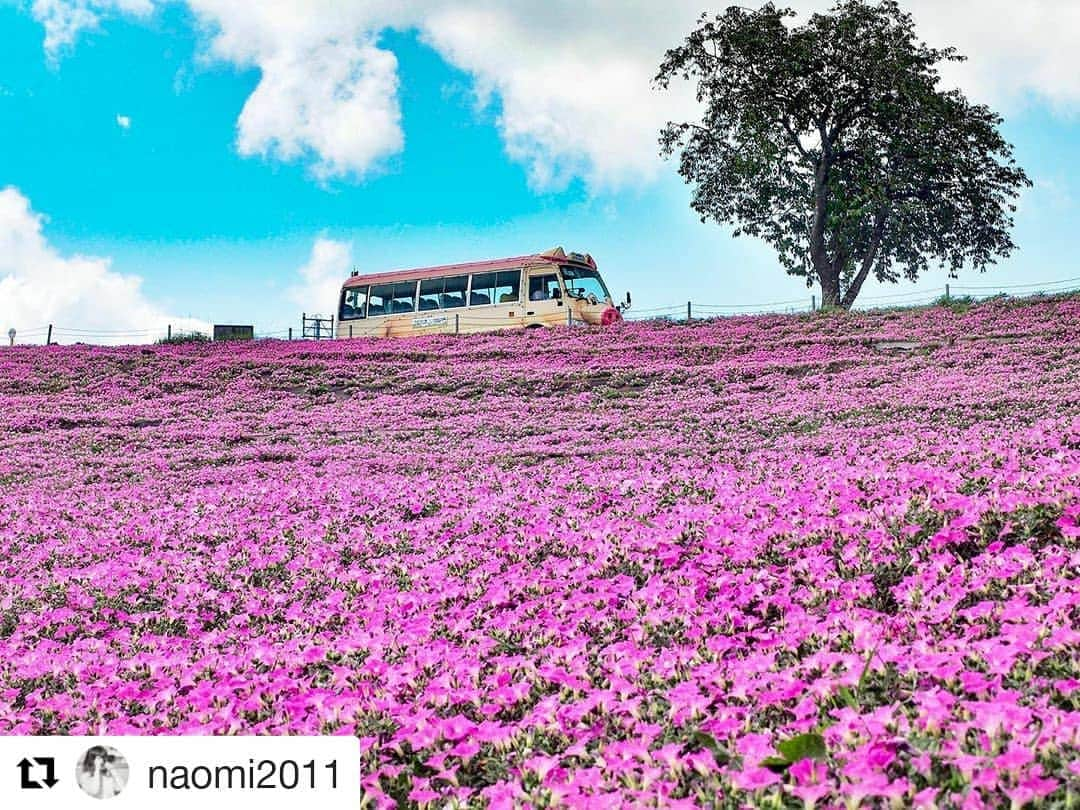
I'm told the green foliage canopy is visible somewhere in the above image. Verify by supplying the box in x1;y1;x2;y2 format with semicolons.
656;1;1031;308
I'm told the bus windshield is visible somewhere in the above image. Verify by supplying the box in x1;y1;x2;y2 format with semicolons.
560;266;610;302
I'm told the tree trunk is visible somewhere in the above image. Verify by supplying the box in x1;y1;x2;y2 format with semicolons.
809;157;839;308
840;206;890;309
818;267;841;309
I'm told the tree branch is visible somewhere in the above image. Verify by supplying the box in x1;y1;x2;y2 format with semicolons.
841;205;890;308
781;116;813;166
809;159;830;274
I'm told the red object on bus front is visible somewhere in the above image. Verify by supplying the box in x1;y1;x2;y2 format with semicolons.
601;307;622;326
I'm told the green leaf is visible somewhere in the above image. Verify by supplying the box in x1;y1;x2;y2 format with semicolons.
775;733;827;763
685;731;730;765
760;756;792;774
837;685;859;710
856;647;876;695
688;730;719;752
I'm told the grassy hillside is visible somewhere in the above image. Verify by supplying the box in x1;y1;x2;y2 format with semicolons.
1;296;1078;808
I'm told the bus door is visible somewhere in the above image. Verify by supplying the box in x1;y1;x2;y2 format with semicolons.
524;269;563;321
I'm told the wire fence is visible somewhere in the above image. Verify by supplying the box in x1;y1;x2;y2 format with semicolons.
6;276;1079;346
625;276;1080;322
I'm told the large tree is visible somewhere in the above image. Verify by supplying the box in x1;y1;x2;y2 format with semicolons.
656;1;1030;309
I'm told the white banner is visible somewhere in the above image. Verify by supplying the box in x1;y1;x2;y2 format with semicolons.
412;314;449;328
0;736;360;809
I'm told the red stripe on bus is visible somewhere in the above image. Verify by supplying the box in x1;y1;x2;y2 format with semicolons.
342;253;588;288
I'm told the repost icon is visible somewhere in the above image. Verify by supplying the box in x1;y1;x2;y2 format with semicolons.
18;756;58;790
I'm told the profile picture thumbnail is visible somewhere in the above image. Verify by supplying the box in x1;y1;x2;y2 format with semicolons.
75;745;130;799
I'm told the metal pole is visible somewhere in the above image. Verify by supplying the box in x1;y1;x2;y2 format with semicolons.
687;302;692;323
302;313;306;340
567;307;572;327
811;295;816;312
330;316;335;339
455;313;460;335
945;283;950;302
167;324;172;340
349;324;353;339
288;327;293;341
46;324;52;345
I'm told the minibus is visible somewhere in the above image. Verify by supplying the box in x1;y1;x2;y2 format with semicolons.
336;247;629;338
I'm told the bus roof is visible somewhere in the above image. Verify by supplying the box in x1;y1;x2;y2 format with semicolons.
342;247;594;289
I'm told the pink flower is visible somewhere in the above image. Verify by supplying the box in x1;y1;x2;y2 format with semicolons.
729;767;782;791
995;743;1034;773
1006;772;1059;806
789;782;831;806
438;714;477;742
449;739;480;760
407;786;440;804
913;786;939;809
4;302;1080;805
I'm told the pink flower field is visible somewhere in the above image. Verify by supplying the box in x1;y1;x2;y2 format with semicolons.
1;297;1078;808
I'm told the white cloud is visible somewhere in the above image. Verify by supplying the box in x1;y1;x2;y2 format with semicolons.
287;236;352;317
233;39;400;180
900;1;1080;111
417;2;700;190
0;187;208;344
31;0;155;61
26;1;1080;186
781;1;1080;113
127;0;698;188
421;0;1080;188
185;1;407;181
116;113;131;129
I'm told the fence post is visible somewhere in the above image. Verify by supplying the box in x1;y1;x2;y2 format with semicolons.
687;302;692;323
46;324;52;345
288;327;293;341
330;316;335;339
167;324;172;340
945;283;950;302
455;313;460;335
349;324;353;339
567;307;572;327
811;295;816;312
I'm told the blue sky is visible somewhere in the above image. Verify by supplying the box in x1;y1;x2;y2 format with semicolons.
1;1;1079;340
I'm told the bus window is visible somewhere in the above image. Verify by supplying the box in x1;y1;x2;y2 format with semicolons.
390;281;417;314
442;275;467;309
471;270;521;306
418;279;440;311
528;275;560;301
469;273;492;305
340;286;369;319
420;275;468;310
368;284;393;317
560;266;610;302
496;270;521;303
